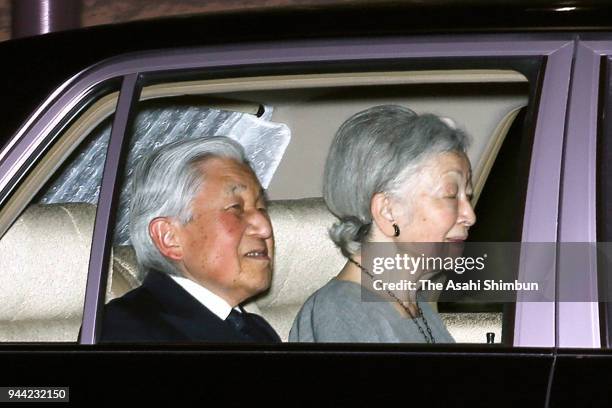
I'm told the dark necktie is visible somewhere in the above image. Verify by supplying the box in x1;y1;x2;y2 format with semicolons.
226;309;263;342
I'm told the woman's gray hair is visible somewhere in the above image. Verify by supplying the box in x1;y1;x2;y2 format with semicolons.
323;105;470;257
129;136;248;276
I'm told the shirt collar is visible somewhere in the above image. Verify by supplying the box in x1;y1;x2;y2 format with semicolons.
169;275;239;320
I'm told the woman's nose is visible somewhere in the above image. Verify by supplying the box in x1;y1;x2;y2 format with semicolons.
460;197;477;227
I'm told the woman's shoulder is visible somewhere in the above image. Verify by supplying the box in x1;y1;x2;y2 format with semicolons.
304;278;363;308
289;278;385;342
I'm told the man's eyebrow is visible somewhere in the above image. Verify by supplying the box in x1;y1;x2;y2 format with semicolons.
226;184;247;195
225;184;267;202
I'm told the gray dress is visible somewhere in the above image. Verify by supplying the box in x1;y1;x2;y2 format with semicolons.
289;278;454;343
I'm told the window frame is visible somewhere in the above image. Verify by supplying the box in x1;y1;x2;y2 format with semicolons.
0;35;574;347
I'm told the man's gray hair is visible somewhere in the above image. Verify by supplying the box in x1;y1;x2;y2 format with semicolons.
129;136;248;276
323;105;470;257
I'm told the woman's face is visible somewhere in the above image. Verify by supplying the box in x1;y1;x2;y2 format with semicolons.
391;151;476;243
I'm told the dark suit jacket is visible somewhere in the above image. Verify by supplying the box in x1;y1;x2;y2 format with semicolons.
100;270;281;343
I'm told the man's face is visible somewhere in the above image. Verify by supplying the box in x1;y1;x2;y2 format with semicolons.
173;157;274;306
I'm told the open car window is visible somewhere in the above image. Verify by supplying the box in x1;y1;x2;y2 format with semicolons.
101;68;534;344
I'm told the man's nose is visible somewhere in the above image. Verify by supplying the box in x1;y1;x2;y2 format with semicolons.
247;209;273;238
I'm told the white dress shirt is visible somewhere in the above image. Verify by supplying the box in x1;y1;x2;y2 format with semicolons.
170;275;240;320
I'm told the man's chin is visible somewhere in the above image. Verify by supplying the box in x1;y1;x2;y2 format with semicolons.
249;268;273;293
260;269;273;290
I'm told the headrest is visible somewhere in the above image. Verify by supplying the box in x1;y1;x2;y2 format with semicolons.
255;197;345;308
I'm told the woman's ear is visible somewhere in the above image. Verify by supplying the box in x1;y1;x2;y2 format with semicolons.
371;192;397;238
149;217;183;261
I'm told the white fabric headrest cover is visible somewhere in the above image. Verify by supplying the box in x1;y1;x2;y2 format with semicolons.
255;198;345;308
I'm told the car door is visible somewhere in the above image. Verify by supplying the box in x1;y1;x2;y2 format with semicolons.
547;36;612;406
0;33;574;405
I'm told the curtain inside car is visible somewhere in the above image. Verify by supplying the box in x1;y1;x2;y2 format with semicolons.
38;103;290;245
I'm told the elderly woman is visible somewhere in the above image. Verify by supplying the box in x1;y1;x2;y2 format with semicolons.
289;105;476;343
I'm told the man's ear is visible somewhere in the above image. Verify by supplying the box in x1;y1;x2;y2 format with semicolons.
371;192;397;238
149;217;183;261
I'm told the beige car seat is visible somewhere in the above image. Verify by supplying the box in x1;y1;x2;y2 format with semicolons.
0;203;101;341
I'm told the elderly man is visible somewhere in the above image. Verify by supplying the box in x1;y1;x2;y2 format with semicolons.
101;136;280;343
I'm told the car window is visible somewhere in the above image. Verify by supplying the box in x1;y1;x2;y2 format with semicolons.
0;81;120;343
101;68;535;345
